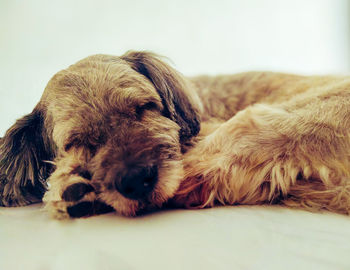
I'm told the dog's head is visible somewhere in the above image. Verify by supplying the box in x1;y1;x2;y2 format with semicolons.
44;51;202;216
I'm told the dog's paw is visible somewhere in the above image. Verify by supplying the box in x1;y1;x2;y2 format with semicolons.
66;200;114;218
63;182;113;218
44;179;114;219
62;182;94;202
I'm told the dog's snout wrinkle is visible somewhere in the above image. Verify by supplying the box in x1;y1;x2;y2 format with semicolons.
114;165;158;200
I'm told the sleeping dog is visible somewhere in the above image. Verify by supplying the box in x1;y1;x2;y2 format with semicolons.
1;51;350;218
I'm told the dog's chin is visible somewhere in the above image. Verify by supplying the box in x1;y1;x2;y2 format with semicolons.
97;160;184;217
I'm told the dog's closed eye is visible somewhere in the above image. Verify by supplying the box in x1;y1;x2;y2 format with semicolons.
135;102;159;117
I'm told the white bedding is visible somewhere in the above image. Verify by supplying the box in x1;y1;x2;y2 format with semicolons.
1;205;350;270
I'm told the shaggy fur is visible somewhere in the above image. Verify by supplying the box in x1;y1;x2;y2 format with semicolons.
1;51;350;218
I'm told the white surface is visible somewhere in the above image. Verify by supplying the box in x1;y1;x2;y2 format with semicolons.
1;1;350;269
1;205;350;270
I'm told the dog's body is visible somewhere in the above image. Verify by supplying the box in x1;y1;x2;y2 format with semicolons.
1;51;350;218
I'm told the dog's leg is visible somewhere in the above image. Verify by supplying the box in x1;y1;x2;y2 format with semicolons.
43;148;113;219
175;101;350;214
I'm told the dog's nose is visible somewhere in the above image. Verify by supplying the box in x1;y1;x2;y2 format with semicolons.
115;165;158;200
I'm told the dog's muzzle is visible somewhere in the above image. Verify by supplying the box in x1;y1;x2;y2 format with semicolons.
114;165;158;200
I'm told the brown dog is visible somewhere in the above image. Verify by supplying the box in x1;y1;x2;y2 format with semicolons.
1;51;350;218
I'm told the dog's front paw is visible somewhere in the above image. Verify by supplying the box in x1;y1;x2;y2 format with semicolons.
43;175;113;219
61;182;94;202
66;200;114;218
63;182;113;218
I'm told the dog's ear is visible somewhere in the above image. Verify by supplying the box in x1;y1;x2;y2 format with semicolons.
0;107;54;206
121;51;201;143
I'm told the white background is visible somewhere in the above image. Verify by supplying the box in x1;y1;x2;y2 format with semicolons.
0;0;349;135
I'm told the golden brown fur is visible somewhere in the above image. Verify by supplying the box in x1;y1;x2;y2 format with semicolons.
175;73;350;215
1;51;350;218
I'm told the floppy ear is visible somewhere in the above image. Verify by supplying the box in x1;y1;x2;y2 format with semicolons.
121;51;201;143
0;107;54;206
